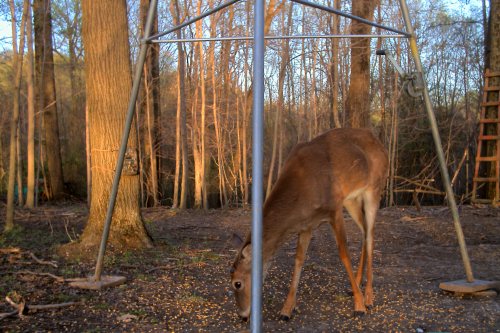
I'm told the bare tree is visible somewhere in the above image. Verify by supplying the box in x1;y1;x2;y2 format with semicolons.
25;0;36;208
139;0;160;207
5;0;28;231
170;0;188;209
33;0;65;199
78;0;152;249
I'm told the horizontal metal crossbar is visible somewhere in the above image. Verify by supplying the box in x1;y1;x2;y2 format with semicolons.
146;0;411;44
150;34;407;44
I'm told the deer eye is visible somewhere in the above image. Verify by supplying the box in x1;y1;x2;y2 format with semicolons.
234;281;242;290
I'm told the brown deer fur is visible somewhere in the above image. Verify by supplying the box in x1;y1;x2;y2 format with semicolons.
231;128;388;321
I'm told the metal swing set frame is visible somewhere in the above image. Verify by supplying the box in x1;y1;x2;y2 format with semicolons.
72;0;498;331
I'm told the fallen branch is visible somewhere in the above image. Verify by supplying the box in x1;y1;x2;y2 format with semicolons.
22;301;81;311
0;310;18;320
28;252;58;268
2;296;81;321
16;270;65;282
146;265;175;273
2;250;58;268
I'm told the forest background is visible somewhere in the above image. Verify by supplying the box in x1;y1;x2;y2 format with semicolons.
0;0;490;215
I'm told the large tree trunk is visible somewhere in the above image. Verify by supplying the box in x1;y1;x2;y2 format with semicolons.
139;0;160;207
78;0;152;250
345;0;377;128
33;0;65;200
25;1;36;208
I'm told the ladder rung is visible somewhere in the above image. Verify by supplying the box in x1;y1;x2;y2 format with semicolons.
485;70;500;77
479;118;500;124
473;177;499;182
484;86;500;91
479;135;500;140
476;156;498;162
481;101;500;107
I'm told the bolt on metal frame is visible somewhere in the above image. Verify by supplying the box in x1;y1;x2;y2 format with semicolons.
93;0;476;332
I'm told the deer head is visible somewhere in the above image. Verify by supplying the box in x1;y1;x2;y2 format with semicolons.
230;243;252;321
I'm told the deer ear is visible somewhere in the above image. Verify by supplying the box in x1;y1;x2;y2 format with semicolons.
241;244;252;259
232;233;244;247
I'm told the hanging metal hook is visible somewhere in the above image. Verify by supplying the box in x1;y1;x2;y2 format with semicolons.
376;49;423;98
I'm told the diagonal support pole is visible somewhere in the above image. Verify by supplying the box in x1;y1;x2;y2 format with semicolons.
291;0;410;37
146;0;243;42
93;0;159;282
398;0;474;283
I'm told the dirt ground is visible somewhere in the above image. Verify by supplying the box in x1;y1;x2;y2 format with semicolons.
0;203;499;332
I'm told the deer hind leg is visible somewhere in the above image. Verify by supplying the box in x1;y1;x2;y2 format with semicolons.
343;197;366;287
280;229;313;321
330;209;366;314
361;189;380;308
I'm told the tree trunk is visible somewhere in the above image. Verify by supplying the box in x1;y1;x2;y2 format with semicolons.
16;125;23;206
78;0;152;249
267;4;292;197
33;0;65;200
240;0;283;205
209;0;228;207
25;1;36;208
139;0;160;207
345;0;377;128
5;0;28;232
193;0;207;209
170;0;188;209
330;0;341;128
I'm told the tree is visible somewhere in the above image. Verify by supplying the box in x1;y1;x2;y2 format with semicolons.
139;0;160;207
5;0;29;232
170;0;188;209
33;0;65;200
78;0;152;249
25;0;36;208
345;0;378;128
52;0;86;198
193;0;208;209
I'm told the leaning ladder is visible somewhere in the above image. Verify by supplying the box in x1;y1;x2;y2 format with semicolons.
472;69;500;205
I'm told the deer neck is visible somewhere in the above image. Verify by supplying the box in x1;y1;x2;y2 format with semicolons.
260;203;295;264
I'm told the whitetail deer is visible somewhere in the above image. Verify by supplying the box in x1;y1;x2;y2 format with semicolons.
230;128;388;321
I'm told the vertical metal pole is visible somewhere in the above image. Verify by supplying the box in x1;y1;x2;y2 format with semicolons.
399;0;474;282
94;0;158;281
251;0;265;330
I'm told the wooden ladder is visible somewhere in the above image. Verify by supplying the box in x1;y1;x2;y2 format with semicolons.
472;69;500;205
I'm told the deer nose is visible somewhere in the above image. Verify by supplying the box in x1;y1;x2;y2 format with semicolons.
239;315;248;322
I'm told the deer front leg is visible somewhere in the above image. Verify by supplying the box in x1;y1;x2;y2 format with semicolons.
280;229;312;321
330;209;366;315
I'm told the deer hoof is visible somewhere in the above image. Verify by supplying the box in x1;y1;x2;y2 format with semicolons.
354;311;366;317
279;314;291;321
